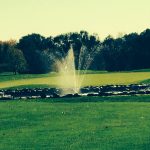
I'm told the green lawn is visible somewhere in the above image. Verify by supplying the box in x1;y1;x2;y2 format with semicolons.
1;70;150;149
1;96;150;150
0;70;150;89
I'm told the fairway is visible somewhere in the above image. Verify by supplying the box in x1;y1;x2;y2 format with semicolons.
0;71;150;89
1;96;150;150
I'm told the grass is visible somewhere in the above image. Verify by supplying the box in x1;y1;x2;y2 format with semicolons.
1;70;150;149
0;70;150;89
0;72;57;82
140;79;150;84
1;95;150;149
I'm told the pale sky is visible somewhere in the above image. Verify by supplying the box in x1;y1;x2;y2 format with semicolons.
0;0;150;41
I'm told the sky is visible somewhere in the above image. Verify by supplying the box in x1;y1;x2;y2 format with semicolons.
0;0;150;41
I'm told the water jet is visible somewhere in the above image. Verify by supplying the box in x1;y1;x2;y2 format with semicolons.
55;45;99;95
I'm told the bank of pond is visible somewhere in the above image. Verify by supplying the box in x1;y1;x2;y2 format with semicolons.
0;84;150;100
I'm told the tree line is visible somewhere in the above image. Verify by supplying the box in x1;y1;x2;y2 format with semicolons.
0;29;150;74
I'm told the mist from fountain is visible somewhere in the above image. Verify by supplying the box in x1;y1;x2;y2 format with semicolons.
55;45;100;95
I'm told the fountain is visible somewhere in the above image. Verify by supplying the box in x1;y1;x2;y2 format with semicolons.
55;47;79;94
55;45;100;95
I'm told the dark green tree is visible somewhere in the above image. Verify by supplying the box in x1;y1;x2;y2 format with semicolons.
8;48;27;74
17;33;50;73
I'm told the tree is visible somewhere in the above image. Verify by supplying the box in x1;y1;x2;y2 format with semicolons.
0;40;23;73
8;48;27;74
17;33;49;73
139;29;150;69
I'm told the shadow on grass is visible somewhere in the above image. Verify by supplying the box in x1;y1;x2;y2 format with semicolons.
140;79;150;84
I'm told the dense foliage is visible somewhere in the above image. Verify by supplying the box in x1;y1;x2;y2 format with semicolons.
0;29;150;74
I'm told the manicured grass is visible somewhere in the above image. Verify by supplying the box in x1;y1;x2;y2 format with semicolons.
0;72;57;82
1;95;150;149
0;70;150;89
